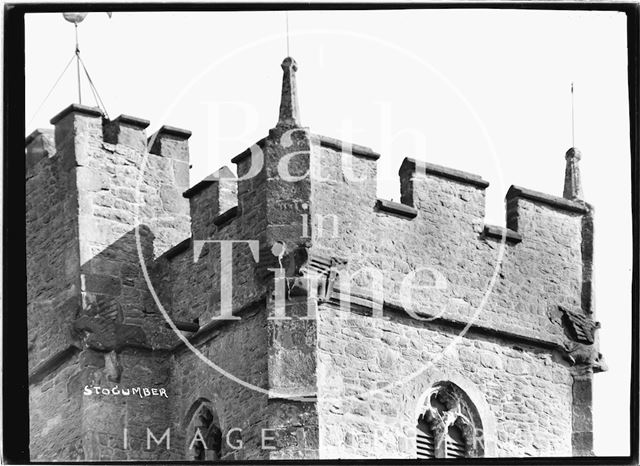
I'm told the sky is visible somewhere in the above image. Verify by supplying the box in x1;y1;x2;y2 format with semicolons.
25;8;631;456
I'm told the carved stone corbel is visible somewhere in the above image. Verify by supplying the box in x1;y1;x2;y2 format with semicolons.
274;241;347;302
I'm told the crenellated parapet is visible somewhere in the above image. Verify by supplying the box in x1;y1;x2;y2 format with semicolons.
26;104;193;369
24;77;601;374
183;166;237;240
399;157;489;230
25;56;603;461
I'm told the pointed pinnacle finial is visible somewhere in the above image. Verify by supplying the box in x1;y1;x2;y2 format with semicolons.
563;147;583;201
276;57;301;128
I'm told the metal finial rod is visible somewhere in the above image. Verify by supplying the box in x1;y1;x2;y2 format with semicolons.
571;82;575;147
286;12;290;57
75;24;82;104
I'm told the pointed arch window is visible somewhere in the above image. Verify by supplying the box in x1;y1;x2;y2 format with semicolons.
185;399;222;461
416;381;485;459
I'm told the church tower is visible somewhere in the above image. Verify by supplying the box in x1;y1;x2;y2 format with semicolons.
26;56;605;460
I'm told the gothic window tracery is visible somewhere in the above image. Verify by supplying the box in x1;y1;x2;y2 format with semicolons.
186;400;222;461
416;382;484;459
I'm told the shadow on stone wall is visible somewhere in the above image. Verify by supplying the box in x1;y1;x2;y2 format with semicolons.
71;224;178;357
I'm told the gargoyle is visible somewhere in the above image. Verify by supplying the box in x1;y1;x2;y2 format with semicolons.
563;340;608;374
556;305;607;373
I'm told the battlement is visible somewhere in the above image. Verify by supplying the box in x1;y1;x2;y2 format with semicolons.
25;97;596;338
26;107;588;252
26;56;602;461
27;104;192;162
25;103;192;371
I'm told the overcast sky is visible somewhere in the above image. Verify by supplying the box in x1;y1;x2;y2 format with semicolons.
25;8;631;456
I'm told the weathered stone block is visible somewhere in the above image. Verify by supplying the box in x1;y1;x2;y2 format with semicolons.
148;125;191;162
104;115;150;152
81;274;122;296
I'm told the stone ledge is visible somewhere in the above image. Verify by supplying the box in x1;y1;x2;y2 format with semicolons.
163;237;190;260
183;166;236;199
375;199;418;219
183;180;215;199
313;134;381;160
506;185;589;214
112;114;150;129
50;103;103;125
267;393;317;402
29;345;80;385
401;157;490;189
30;346;177;385
323;294;566;355
482;224;522;244
230;137;268;164
213;205;238;227
171;296;266;353
164;319;200;333
151;124;192;141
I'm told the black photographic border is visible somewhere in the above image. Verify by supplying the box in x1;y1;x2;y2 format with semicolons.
4;2;638;465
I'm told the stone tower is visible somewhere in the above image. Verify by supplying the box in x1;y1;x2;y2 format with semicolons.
26;57;605;461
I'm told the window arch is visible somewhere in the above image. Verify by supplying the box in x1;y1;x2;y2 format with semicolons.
185;399;222;461
416;381;485;459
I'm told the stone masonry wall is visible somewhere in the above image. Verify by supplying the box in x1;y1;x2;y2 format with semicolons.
309;140;586;457
311;144;583;342
28;106;194;461
26;128;81;370
29;354;84;461
77;349;173;461
170;307;269;461
69;112;190;344
316;306;573;458
158;128;320;460
26;92;596;461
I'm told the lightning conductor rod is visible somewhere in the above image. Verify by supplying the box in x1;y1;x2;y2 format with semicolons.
286;11;290;57
571;82;575;147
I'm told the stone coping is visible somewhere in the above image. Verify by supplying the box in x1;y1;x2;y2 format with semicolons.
183;180;215;199
230;137;268;164
482;224;523;244
50;103;103;125
112;114;150;129
25;128;53;146
230;133;380;165
162;209;237;260
213;205;238;227
313;134;381;160
401;157;490;189
151;124;192;140
507;185;589;214
172;296;266;353
163;237;190;260
183;167;236;199
375;198;418;219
